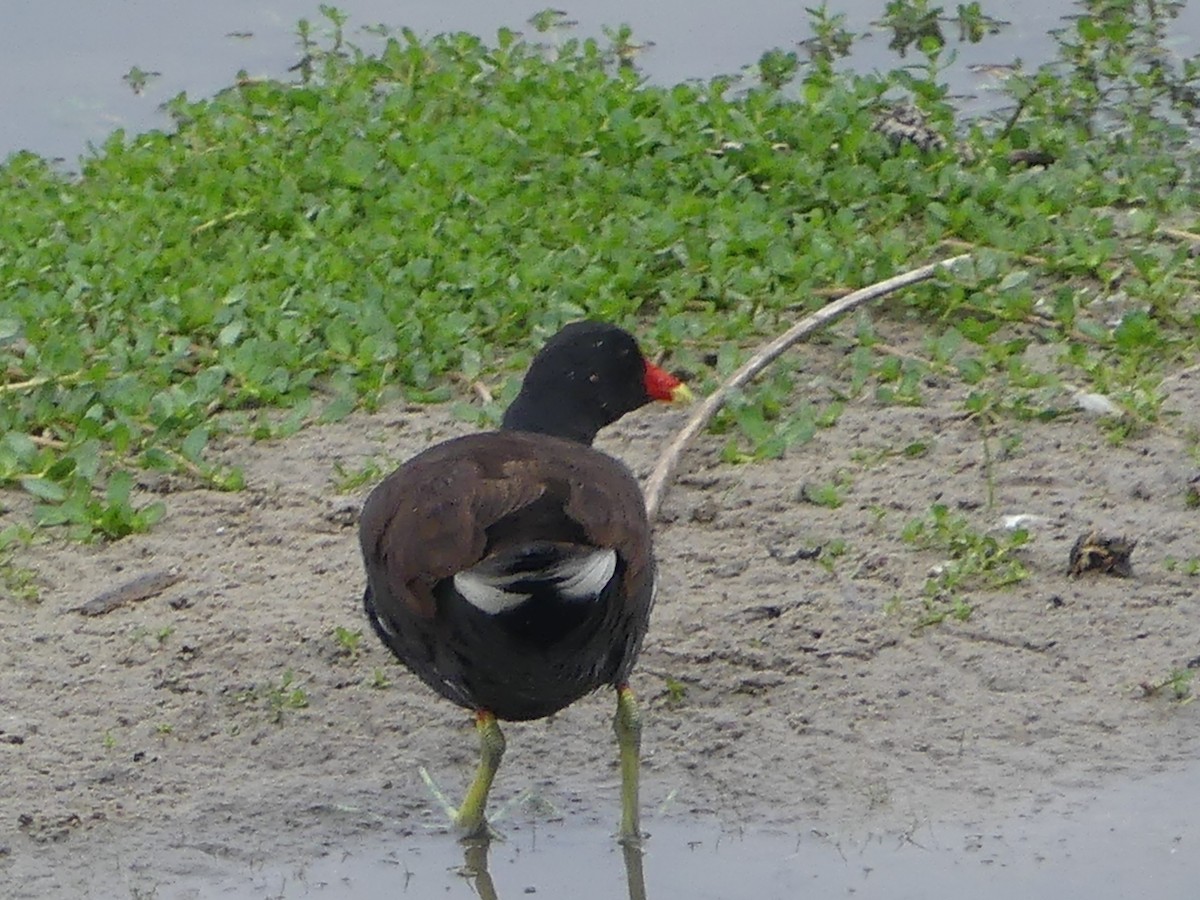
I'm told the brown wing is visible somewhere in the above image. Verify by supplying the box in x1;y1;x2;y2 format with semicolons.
359;431;652;619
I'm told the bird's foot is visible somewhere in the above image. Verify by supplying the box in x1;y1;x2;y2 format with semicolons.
617;828;646;849
418;766;506;841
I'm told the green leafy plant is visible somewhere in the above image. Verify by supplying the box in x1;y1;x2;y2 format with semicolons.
711;364;839;463
332;458;396;493
758;48;801;90
129;625;174;646
816;538;850;574
1185;484;1200;510
122;65;161;95
238;670;310;723
0;525;38;602
333;625;363;658
0;6;1196;542
1140;668;1195;704
878;0;946;56
1164;557;1200;576
663;676;688;708
798;475;851;509
954;2;1004;43
800;3;855;64
903;504;1030;626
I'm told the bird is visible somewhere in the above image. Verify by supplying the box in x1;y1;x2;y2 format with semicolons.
358;320;692;844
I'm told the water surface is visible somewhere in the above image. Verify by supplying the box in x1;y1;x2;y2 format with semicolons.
188;759;1198;900
0;0;1089;161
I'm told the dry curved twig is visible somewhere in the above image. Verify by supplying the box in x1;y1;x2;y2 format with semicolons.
643;253;972;519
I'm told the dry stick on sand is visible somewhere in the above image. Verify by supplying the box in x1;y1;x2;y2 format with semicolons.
643;253;973;519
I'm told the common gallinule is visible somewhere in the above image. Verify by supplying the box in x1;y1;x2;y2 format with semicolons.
359;321;691;843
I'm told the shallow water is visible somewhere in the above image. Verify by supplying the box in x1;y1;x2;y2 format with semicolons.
16;0;1200;162
177;760;1197;900
0;0;1085;161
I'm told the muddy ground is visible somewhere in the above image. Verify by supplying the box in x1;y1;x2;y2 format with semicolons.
2;334;1198;898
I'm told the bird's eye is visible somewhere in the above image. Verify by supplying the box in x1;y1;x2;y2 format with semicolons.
589;373;600;383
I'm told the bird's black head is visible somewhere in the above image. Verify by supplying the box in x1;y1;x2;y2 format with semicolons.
501;321;688;445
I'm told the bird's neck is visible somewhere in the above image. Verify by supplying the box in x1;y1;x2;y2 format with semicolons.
500;393;601;445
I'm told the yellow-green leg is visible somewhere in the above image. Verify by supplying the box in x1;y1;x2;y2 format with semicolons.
456;710;506;838
419;710;510;840
613;685;643;845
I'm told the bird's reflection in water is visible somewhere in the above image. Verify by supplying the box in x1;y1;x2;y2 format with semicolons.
459;840;498;900
621;841;648;900
459;836;648;900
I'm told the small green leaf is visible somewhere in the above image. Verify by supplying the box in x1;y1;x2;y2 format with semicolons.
182;426;209;460
106;470;134;506
318;392;356;423
20;477;68;503
218;322;244;347
997;270;1031;292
